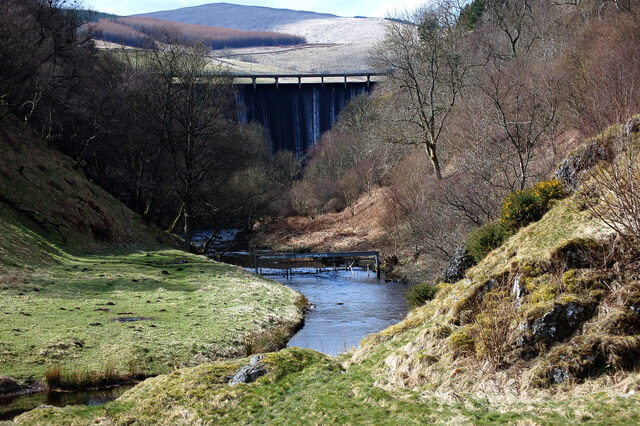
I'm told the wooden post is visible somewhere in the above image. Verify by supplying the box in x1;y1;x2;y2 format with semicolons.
275;76;279;90
254;254;260;275
298;76;302;89
252;77;256;90
367;74;371;88
321;76;324;88
375;253;381;280
344;75;347;88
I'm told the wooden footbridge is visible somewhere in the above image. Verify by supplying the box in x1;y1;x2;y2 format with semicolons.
253;251;381;279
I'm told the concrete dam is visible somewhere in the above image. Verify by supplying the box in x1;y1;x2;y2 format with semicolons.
234;74;384;155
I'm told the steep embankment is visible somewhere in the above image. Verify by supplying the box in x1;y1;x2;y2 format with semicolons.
18;122;640;424
260;187;391;253
0;116;304;391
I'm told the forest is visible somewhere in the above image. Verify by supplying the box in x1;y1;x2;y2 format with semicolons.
0;0;302;251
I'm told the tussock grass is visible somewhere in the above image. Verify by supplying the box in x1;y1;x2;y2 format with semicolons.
45;361;145;391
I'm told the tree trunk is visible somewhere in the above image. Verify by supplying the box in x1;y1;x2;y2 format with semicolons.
424;143;443;180
167;203;184;234
183;206;192;252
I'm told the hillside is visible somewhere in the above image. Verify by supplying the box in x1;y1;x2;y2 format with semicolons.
274;17;387;45
136;3;338;32
0;114;174;266
0;116;305;397
134;2;387;73
17;122;640;424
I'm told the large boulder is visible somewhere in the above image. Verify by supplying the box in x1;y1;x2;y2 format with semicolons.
229;355;267;385
443;247;475;283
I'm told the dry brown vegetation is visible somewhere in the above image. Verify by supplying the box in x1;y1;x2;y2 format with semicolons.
279;0;640;282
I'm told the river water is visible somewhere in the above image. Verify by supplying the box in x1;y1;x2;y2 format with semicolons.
275;269;409;356
0;386;133;421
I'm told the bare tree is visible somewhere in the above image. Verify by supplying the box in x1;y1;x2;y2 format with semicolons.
142;38;237;249
481;59;560;190
374;1;474;180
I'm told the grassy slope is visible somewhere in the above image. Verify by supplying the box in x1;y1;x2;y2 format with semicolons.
17;129;640;424
0;116;304;386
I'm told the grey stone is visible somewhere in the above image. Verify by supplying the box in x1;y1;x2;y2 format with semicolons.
512;274;526;308
443;247;476;283
229;355;266;385
550;368;569;384
532;303;593;342
624;116;640;137
556;142;610;191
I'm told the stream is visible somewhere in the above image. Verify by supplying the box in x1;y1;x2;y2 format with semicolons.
0;385;133;421
275;269;409;356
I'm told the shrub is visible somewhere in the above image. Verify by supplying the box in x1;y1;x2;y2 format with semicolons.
533;179;566;205
473;291;517;368
406;282;439;309
448;328;475;358
466;222;509;263
500;180;566;232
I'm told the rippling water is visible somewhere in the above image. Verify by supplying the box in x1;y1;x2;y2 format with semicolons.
274;269;409;356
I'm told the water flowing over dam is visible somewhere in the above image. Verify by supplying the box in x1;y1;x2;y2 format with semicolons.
234;75;381;155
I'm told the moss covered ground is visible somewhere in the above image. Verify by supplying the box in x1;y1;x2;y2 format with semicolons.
0;247;303;384
15;347;640;425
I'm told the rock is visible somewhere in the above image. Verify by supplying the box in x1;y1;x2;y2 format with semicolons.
511;274;526;308
443;247;476;283
229;355;267;385
0;376;22;394
624;116;640;137
531;302;594;343
550;368;569;384
556;141;611;191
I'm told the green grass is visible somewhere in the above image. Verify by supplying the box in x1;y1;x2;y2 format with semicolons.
0;249;304;384
15;348;640;425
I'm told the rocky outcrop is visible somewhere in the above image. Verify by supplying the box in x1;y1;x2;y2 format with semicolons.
555;140;612;191
556;116;640;191
531;302;595;343
229;355;267;385
442;247;475;283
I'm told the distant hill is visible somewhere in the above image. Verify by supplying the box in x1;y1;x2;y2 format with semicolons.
135;2;339;32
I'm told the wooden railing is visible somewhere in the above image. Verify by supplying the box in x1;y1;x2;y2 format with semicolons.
254;251;381;279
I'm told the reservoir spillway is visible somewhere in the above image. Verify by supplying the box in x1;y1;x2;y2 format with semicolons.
235;80;376;155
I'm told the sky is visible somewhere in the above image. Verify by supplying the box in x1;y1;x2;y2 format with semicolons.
81;0;427;18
